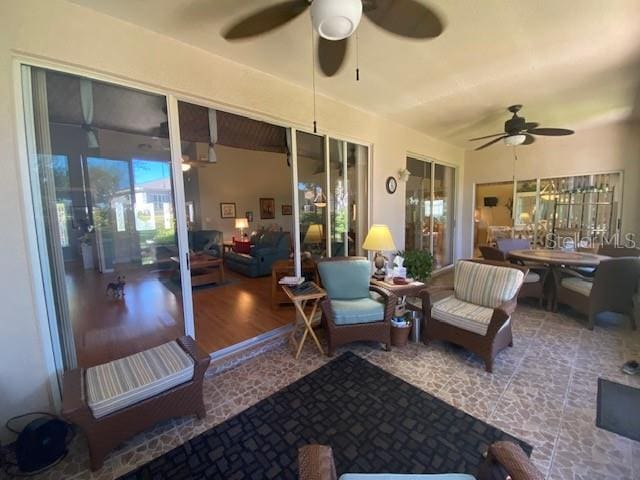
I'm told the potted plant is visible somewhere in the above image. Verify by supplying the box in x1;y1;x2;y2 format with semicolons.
396;249;434;282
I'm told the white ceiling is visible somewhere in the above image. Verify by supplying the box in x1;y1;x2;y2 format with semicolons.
68;0;640;147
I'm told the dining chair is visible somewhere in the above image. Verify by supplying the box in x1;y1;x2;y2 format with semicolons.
317;257;397;356
496;238;531;254
554;257;640;329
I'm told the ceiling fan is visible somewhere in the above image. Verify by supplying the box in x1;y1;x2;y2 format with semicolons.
223;0;444;76
469;105;575;151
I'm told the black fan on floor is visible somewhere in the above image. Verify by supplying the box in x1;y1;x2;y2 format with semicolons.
222;0;444;76
470;105;575;151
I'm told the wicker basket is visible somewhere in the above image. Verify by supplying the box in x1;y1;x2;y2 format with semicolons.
390;323;411;347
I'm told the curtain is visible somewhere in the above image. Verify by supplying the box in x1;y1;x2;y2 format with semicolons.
80;78;99;149
31;68;78;369
208;108;218;163
285;128;292;167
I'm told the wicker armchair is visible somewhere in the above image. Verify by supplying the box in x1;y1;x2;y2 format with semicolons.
317;257;396;356
422;260;527;372
554;257;640;330
298;442;544;480
479;246;546;307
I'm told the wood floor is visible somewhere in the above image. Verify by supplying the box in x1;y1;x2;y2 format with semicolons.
66;263;294;368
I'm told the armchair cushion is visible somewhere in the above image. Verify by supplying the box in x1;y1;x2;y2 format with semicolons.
454;261;524;308
560;277;592;297
523;271;540;283
318;259;371;300
331;296;385;326
432;295;495;336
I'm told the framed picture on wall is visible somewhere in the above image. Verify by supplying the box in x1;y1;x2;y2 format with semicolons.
281;204;292;215
245;211;253;222
220;202;236;219
260;198;275;219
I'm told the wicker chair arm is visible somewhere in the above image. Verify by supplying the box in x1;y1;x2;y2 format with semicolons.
485;301;514;338
479;441;545;480
177;336;211;378
298;444;337;480
61;368;86;417
369;285;398;322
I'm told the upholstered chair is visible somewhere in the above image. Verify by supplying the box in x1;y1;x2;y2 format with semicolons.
422;259;527;372
317;257;396;356
554;257;640;329
479;246;546;307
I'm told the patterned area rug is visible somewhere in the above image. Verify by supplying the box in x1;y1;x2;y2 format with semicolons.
120;352;531;479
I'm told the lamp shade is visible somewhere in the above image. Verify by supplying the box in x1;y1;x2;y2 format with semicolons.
304;224;324;244
235;218;249;229
362;224;396;252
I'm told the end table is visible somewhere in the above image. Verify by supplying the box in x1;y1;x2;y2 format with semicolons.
282;282;326;359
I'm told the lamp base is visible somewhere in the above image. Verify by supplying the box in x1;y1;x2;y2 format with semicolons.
372;252;386;280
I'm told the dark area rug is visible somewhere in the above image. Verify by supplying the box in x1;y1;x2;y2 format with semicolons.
597;378;640;441
120;352;531;479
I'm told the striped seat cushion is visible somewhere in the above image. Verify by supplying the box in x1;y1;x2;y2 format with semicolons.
86;341;194;419
431;295;496;336
454;261;524;308
560;277;592;297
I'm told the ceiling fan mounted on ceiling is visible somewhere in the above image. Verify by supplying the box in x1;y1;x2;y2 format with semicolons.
470;105;574;151
223;0;444;76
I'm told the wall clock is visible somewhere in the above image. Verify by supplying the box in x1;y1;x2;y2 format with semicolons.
386;176;397;194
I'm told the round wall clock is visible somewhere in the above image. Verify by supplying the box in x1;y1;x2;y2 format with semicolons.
386;176;397;194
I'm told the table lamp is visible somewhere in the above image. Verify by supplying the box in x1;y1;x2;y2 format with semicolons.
304;224;324;245
362;224;397;280
235;217;249;238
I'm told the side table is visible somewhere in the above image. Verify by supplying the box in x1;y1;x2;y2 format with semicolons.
282;282;326;359
370;279;427;343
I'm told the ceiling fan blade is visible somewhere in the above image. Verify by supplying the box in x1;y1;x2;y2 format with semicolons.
223;0;308;40
522;133;535;145
524;122;539;131
475;136;507;151
528;127;574;136
469;132;506;141
318;37;348;77
364;0;444;39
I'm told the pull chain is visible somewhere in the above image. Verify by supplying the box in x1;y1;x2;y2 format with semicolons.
310;22;318;133
356;30;360;81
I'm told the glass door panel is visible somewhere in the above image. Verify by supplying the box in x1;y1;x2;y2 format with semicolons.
433;164;455;268
514;179;537;246
405;157;432;252
328;138;347;256
346;143;369;256
23;66;186;369
297;131;327;258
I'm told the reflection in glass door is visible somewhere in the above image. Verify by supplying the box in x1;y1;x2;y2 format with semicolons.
23;66;187;369
405;157;456;269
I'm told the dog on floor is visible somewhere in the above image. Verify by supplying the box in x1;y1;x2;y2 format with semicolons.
106;276;126;299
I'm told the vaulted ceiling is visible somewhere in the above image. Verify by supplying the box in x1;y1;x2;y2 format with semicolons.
68;0;640;147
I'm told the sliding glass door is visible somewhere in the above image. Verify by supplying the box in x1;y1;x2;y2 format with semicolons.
22;66;189;369
405;156;456;269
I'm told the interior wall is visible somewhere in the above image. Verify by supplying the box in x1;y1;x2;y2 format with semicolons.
185;144;293;240
0;0;464;441
461;121;640;258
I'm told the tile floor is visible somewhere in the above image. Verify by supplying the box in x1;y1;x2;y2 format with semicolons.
30;300;640;480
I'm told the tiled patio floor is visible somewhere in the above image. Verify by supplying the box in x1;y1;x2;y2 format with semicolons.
34;300;640;480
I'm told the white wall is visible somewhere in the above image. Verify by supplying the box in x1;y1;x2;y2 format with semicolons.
0;0;464;441
460;122;640;258
187;145;294;239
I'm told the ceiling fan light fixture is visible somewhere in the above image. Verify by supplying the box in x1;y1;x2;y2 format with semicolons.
311;0;362;40
504;134;526;146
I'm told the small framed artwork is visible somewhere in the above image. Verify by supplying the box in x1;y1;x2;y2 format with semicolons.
260;198;275;219
220;202;236;219
245;211;253;222
281;204;292;216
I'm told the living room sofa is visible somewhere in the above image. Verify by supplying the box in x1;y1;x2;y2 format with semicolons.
224;231;291;277
189;230;223;258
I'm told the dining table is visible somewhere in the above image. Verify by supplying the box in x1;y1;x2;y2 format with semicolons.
507;249;610;310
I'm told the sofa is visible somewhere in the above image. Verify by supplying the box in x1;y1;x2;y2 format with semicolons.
224;231;291;277
189;229;223;258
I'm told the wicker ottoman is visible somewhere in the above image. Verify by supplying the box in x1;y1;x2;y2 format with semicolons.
62;336;210;471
